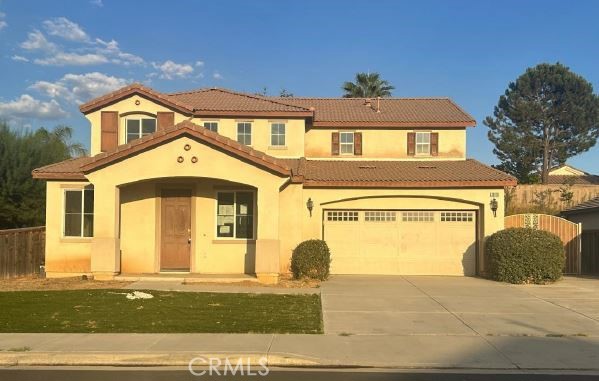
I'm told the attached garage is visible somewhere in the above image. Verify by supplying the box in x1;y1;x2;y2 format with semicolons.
324;209;477;276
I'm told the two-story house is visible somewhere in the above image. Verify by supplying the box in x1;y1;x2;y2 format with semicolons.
32;84;515;283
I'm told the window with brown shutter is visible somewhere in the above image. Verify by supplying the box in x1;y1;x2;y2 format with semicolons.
431;132;439;156
354;132;362;155
407;132;416;156
331;132;340;156
100;111;118;152
157;112;174;130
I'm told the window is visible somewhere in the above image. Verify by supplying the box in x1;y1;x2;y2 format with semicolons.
402;211;434;222
270;123;286;146
339;132;354;154
126;118;156;143
326;211;359;222
216;192;254;239
365;211;397;222
440;212;474;222
415;132;431;155
203;121;218;133
237;122;252;145
64;186;94;237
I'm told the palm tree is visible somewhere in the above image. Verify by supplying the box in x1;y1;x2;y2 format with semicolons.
342;72;395;98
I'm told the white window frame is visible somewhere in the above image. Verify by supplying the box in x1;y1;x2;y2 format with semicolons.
62;186;94;238
270;122;286;147
125;117;156;143
339;131;354;155
326;210;359;222
401;211;435;222
203;121;219;133
215;190;256;240
415;132;431;156
237;122;252;146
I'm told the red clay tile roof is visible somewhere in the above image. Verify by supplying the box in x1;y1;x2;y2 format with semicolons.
79;84;475;126
547;175;599;185
275;97;476;127
167;88;312;114
562;196;599;214
33;121;292;179
298;159;516;187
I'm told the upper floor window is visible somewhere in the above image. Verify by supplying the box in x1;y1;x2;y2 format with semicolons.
237;122;252;145
64;186;94;238
415;132;431;155
340;132;354;154
270;123;286;147
204;121;218;133
126;118;156;143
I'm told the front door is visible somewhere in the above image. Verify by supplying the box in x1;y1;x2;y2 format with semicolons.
160;189;191;271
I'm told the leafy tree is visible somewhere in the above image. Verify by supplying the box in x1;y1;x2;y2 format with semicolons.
485;63;599;184
342;72;395;98
279;88;294;97
0;123;86;228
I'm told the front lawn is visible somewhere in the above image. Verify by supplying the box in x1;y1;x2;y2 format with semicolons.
0;290;322;334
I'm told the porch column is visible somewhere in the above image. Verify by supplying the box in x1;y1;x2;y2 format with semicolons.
90;182;121;280
255;186;280;284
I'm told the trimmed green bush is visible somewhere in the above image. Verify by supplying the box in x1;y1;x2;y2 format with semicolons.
290;240;331;280
486;228;565;284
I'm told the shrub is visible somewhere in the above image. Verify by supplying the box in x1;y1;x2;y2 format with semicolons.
290;240;331;280
486;228;565;284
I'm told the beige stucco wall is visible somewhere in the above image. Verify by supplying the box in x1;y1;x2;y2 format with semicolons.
45;181;92;277
304;128;466;159
565;212;599;230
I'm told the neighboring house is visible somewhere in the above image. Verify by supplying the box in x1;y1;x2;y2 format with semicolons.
562;196;599;231
547;164;599;185
32;84;515;283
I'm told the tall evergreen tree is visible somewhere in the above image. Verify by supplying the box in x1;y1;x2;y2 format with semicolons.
485;63;599;184
0;123;86;228
342;72;395;98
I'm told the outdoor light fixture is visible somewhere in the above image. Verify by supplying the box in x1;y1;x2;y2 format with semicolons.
490;198;498;217
306;198;314;217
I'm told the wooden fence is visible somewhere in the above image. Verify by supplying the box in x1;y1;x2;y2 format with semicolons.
506;184;599;216
581;230;599;274
0;227;45;279
504;214;581;274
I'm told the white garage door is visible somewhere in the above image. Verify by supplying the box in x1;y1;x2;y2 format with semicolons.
324;210;477;276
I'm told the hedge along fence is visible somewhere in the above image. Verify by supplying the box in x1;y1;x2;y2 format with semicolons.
0;227;45;279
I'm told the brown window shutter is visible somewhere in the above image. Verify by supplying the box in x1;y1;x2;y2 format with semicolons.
354;132;362;155
157;112;174;130
100;111;118;152
430;132;439;156
407;132;416;156
331;132;340;156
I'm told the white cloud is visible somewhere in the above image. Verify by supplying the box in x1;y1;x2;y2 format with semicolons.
152;60;194;80
90;0;103;7
20;30;57;52
95;38;144;66
30;72;128;104
43;17;89;42
213;72;223;80
34;52;108;66
195;61;204;67
11;55;29;62
0;94;68;120
0;12;7;31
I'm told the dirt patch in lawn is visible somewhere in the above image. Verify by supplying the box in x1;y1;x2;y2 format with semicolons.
0;276;132;291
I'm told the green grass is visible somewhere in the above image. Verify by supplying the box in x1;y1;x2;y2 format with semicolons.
0;290;323;334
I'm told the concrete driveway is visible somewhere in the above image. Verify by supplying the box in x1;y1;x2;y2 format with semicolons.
321;275;599;337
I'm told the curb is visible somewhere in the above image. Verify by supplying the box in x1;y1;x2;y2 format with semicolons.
0;352;321;367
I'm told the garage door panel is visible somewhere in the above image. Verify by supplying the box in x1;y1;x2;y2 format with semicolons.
325;210;476;276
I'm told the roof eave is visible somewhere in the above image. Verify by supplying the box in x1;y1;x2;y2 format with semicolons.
311;121;476;128
302;179;516;188
32;171;87;180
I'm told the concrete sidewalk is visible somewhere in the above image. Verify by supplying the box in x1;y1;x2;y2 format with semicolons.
1;333;599;370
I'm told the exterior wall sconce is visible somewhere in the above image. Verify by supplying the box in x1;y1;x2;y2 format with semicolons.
490;198;498;217
306;198;314;217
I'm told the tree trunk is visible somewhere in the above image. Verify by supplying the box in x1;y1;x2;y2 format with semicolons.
541;127;550;184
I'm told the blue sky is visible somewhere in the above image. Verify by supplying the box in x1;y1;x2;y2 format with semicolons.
1;0;599;172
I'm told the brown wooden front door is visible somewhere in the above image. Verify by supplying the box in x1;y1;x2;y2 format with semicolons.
160;189;191;271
